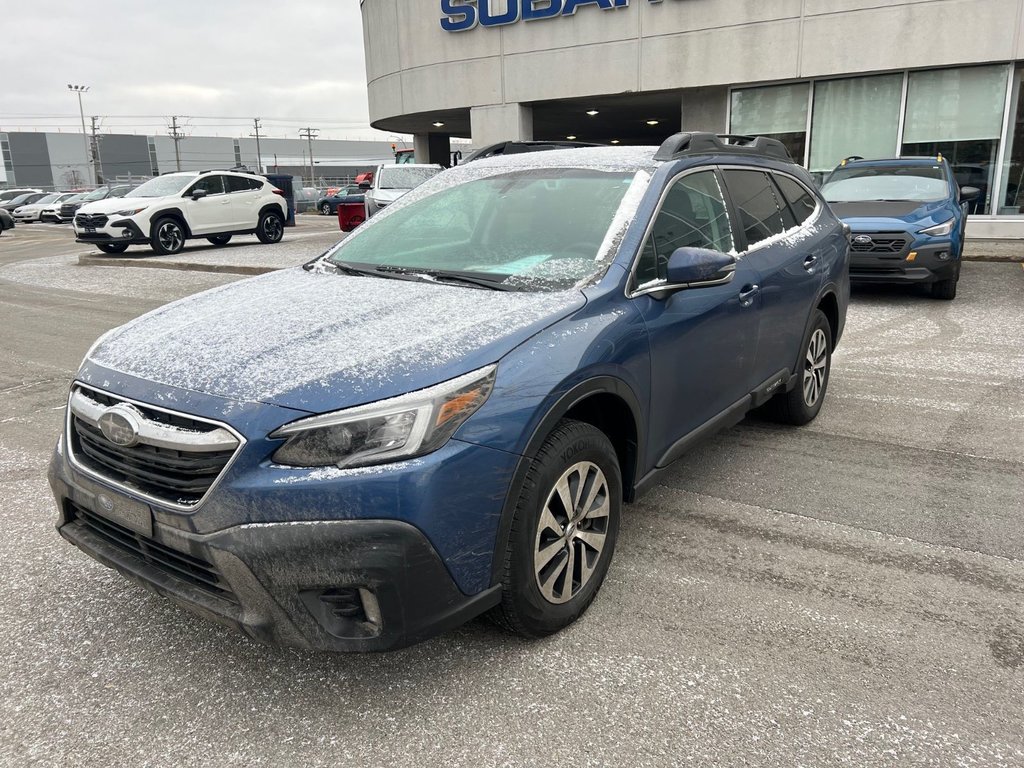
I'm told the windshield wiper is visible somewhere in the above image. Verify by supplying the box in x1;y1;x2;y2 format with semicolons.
418;270;516;291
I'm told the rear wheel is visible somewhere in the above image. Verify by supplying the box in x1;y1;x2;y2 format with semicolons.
207;234;232;246
256;210;284;244
492;419;621;637
151;217;186;255
96;243;129;254
763;309;832;426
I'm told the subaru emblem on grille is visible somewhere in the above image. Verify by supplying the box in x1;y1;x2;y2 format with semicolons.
853;235;873;245
97;405;141;447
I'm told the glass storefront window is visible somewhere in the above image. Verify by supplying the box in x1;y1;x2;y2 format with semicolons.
730;83;809;164
901;65;1009;214
809;74;903;175
997;69;1024;215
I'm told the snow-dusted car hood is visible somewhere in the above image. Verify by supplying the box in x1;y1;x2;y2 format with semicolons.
86;267;586;412
370;188;407;205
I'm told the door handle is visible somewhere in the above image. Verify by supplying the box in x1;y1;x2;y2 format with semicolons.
803;254;819;270
738;284;760;307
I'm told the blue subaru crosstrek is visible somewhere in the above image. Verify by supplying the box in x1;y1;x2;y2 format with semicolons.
821;157;980;300
49;133;850;651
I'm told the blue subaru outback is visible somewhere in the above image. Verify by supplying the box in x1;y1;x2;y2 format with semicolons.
49;133;850;651
821;157;980;300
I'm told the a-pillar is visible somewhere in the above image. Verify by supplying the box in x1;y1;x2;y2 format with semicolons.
470;104;534;147
413;133;453;167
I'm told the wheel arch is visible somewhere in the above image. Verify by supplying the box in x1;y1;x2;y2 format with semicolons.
488;376;645;587
150;208;192;239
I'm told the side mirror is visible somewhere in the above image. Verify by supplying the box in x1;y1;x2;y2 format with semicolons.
665;247;736;287
358;180;371;191
191;188;208;200
960;186;981;203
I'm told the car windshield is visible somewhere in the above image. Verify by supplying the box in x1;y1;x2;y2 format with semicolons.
7;194;34;205
81;187;112;201
378;166;441;190
821;164;949;203
127;175;195;198
34;194;60;205
327;168;644;291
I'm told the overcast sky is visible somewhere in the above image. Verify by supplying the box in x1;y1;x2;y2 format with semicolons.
0;1;401;141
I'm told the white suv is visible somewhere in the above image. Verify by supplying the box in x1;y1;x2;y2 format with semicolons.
73;170;288;255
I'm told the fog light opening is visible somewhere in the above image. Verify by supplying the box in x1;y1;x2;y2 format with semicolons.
122;229;133;239
937;251;950;261
359;587;382;627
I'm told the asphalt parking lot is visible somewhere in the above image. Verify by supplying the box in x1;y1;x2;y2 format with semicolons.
1;222;1022;766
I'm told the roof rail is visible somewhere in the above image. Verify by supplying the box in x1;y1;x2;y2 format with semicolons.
653;132;793;162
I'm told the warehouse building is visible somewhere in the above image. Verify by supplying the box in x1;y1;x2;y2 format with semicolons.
361;0;1024;237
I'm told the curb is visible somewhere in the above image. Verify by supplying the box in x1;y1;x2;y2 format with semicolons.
962;253;1024;263
77;254;281;276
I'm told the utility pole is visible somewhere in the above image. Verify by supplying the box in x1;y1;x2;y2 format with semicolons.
299;127;318;187
168;116;184;172
67;85;94;186
89;116;103;184
250;118;264;173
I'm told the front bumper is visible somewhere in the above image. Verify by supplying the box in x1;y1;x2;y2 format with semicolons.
849;241;959;284
49;452;503;651
74;218;148;245
13;211;40;223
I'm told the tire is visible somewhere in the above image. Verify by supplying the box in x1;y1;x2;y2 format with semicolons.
207;234;232;246
492;419;622;638
931;264;959;300
763;309;832;426
320;203;332;215
256;209;284;244
96;243;129;254
151;217;186;255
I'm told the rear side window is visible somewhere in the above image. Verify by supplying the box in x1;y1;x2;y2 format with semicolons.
635;170;734;285
722;170;786;249
774;174;817;227
226;176;260;193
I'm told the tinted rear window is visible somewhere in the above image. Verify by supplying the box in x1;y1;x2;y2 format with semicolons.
723;170;786;248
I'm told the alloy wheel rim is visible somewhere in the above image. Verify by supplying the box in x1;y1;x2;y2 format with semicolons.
264;216;282;240
159;222;182;252
534;461;610;605
803;328;828;407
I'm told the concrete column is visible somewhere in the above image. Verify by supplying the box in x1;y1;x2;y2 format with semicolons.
470;104;533;147
412;133;454;167
680;87;729;134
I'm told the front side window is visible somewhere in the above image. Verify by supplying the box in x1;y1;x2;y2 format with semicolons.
327;168;643;291
722;170;786;248
821;164;949;203
635;171;734;285
190;175;225;196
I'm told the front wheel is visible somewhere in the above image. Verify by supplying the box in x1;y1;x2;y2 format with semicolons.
492;419;621;638
320;203;332;215
256;210;284;244
96;243;129;254
207;234;232;246
150;217;186;255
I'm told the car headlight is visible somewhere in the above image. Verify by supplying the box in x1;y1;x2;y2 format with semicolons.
270;365;496;469
920;218;954;237
115;206;148;216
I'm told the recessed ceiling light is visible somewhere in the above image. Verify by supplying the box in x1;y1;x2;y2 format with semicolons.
646;120;660;126
566;135;577;140
610;139;620;144
432;121;445;127
586;110;599;116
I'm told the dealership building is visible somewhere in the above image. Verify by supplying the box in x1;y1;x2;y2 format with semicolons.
361;0;1024;237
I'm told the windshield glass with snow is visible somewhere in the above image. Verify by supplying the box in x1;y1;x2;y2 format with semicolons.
126;175;197;198
822;164;949;203
328;168;642;291
377;166;442;190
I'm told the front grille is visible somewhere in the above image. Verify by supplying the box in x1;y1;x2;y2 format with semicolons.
850;234;909;254
68;502;234;599
60;204;80;217
68;385;240;508
75;213;109;228
851;265;904;274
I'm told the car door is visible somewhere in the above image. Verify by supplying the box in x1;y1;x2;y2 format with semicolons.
631;168;762;468
225;175;259;230
183;175;228;234
720;169;824;386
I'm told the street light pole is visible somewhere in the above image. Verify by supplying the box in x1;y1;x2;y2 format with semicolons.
67;85;94;186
